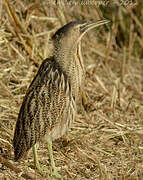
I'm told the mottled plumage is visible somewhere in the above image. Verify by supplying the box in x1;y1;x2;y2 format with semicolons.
13;58;76;160
13;19;110;178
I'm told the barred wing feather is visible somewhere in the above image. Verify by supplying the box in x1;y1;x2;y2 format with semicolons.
13;58;76;160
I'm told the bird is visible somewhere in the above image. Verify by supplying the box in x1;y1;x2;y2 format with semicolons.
13;19;110;178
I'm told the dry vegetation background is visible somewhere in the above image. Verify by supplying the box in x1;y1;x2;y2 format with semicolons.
0;0;143;179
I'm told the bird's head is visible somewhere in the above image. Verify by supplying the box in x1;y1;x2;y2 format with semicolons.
52;19;110;62
53;19;110;43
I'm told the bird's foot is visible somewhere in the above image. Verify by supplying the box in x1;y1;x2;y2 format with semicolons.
52;168;61;179
36;165;61;179
35;165;48;176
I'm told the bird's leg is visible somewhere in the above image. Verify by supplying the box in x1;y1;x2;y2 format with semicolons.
46;140;61;179
33;144;46;176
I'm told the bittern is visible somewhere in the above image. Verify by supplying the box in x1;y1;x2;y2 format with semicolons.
13;19;109;178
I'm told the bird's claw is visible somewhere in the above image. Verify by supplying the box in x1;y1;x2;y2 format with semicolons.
36;165;61;179
36;165;48;176
52;169;61;179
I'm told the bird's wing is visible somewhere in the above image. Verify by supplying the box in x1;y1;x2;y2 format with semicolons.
13;58;75;160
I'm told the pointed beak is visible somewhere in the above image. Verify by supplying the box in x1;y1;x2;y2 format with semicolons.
80;19;110;33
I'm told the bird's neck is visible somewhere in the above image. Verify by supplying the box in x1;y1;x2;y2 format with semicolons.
53;42;85;97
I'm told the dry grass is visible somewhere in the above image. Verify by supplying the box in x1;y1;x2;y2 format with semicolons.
0;0;143;179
